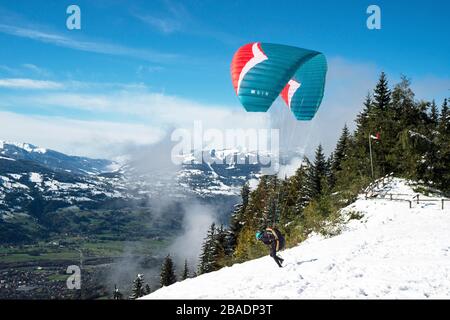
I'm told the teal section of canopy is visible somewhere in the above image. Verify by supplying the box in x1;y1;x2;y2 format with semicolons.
290;53;327;120
237;43;327;120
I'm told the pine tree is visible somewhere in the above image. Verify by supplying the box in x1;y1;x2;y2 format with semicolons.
429;100;439;127
113;284;123;300
355;93;373;133
198;224;229;274
145;284;151;295
260;175;279;227
243;175;271;229
226;182;250;254
129;274;145;299
198;223;216;275
241;181;250;210
373;72;391;112
293;162;310;216
264;190;277;227
160;255;177;287
332;125;350;174
277;178;291;225
307;145;329;199
213;225;227;268
353;92;378;179
181;259;189;280
439;99;449;133
375;73;397;175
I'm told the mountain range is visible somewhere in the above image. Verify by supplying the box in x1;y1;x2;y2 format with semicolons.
0;140;272;243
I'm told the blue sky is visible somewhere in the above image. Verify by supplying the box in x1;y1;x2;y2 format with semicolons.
0;0;449;158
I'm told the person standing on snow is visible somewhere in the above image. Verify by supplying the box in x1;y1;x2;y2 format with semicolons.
256;227;285;267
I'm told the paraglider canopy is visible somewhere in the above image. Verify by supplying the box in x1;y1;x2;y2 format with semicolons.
231;42;327;121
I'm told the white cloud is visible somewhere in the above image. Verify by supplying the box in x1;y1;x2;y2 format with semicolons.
0;65;20;76
0;64;51;77
0;77;149;92
132;0;188;34
132;1;239;45
22;63;51;77
0;88;271;158
277;157;305;179
135;14;181;34
0;23;179;63
7;90;270;130
65;80;148;91
0;78;63;89
0;111;164;158
168;203;218;266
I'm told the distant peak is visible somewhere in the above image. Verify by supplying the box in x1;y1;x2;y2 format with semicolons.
0;140;47;154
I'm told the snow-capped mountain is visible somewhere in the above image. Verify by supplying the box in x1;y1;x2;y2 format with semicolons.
0;141;268;215
142;178;450;299
0;140;113;175
0;157;131;214
0;141;133;214
138;149;265;197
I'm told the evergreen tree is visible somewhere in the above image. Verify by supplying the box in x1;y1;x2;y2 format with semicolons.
293;163;310;216
244;175;271;228
277;178;291;225
330;124;355;191
113;284;123;300
198;223;217;275
198;224;229;274
226;182;250;253
260;176;279;227
429;100;439;127
353;92;377;178
373;72;391;112
331;125;351;174
145;284;151;295
439;99;449;133
374;73;397;175
372;74;414;176
181;259;189;280
241;181;250;210
307;145;329;199
129;274;145;299
213;225;227;268
355;93;373;133
160;255;177;287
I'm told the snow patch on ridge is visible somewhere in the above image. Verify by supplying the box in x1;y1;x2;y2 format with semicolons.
29;172;43;184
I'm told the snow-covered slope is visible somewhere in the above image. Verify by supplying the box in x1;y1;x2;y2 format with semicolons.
142;178;450;299
0;140;113;175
